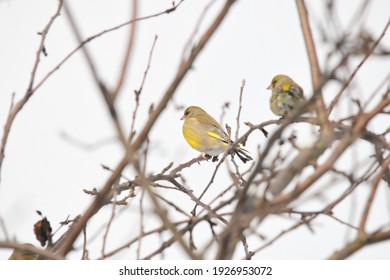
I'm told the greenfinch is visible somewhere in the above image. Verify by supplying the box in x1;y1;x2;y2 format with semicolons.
267;75;305;118
181;106;252;163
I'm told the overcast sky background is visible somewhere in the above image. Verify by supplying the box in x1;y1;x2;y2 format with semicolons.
0;0;389;259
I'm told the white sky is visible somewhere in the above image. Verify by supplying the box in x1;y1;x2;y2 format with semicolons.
0;0;389;259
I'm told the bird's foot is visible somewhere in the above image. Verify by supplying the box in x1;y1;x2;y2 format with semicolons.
200;153;212;160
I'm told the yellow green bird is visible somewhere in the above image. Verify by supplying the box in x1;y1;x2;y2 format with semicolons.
181;106;252;163
267;74;305;118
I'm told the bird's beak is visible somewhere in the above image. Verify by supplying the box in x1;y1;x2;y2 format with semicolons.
180;115;186;120
266;84;272;90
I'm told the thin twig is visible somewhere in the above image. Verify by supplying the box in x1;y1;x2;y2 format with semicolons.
99;219;189;259
136;189;146;259
191;152;226;215
0;0;63;182
235;79;245;141
169;154;207;175
129;35;158;142
31;1;186;97
134;159;201;259
250;218;310;256
111;0;138;100
63;2;127;147
327;19;390;115
180;0;216;66
358;154;390;235
101;188;119;258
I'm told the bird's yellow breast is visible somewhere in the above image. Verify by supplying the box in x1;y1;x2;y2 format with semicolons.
182;118;227;156
182;121;202;150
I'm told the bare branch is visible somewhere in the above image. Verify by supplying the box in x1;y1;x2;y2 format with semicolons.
296;0;331;134
328;18;390;115
129;35;158;142
0;241;63;260
328;230;390;260
63;2;127;146
358;154;390;234
0;0;63;182
111;0;138;100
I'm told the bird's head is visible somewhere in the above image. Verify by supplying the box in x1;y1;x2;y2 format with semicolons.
180;106;205;120
267;74;294;92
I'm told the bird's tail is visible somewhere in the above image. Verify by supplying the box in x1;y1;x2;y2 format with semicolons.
234;146;253;163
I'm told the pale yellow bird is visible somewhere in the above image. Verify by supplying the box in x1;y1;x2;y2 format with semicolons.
181;106;252;163
267;74;306;118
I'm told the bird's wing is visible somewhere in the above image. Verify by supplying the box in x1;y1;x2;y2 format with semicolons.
193;114;229;143
288;84;305;100
196;122;229;143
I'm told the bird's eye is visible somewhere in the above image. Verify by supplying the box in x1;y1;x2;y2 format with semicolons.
273;76;281;85
184;110;189;116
